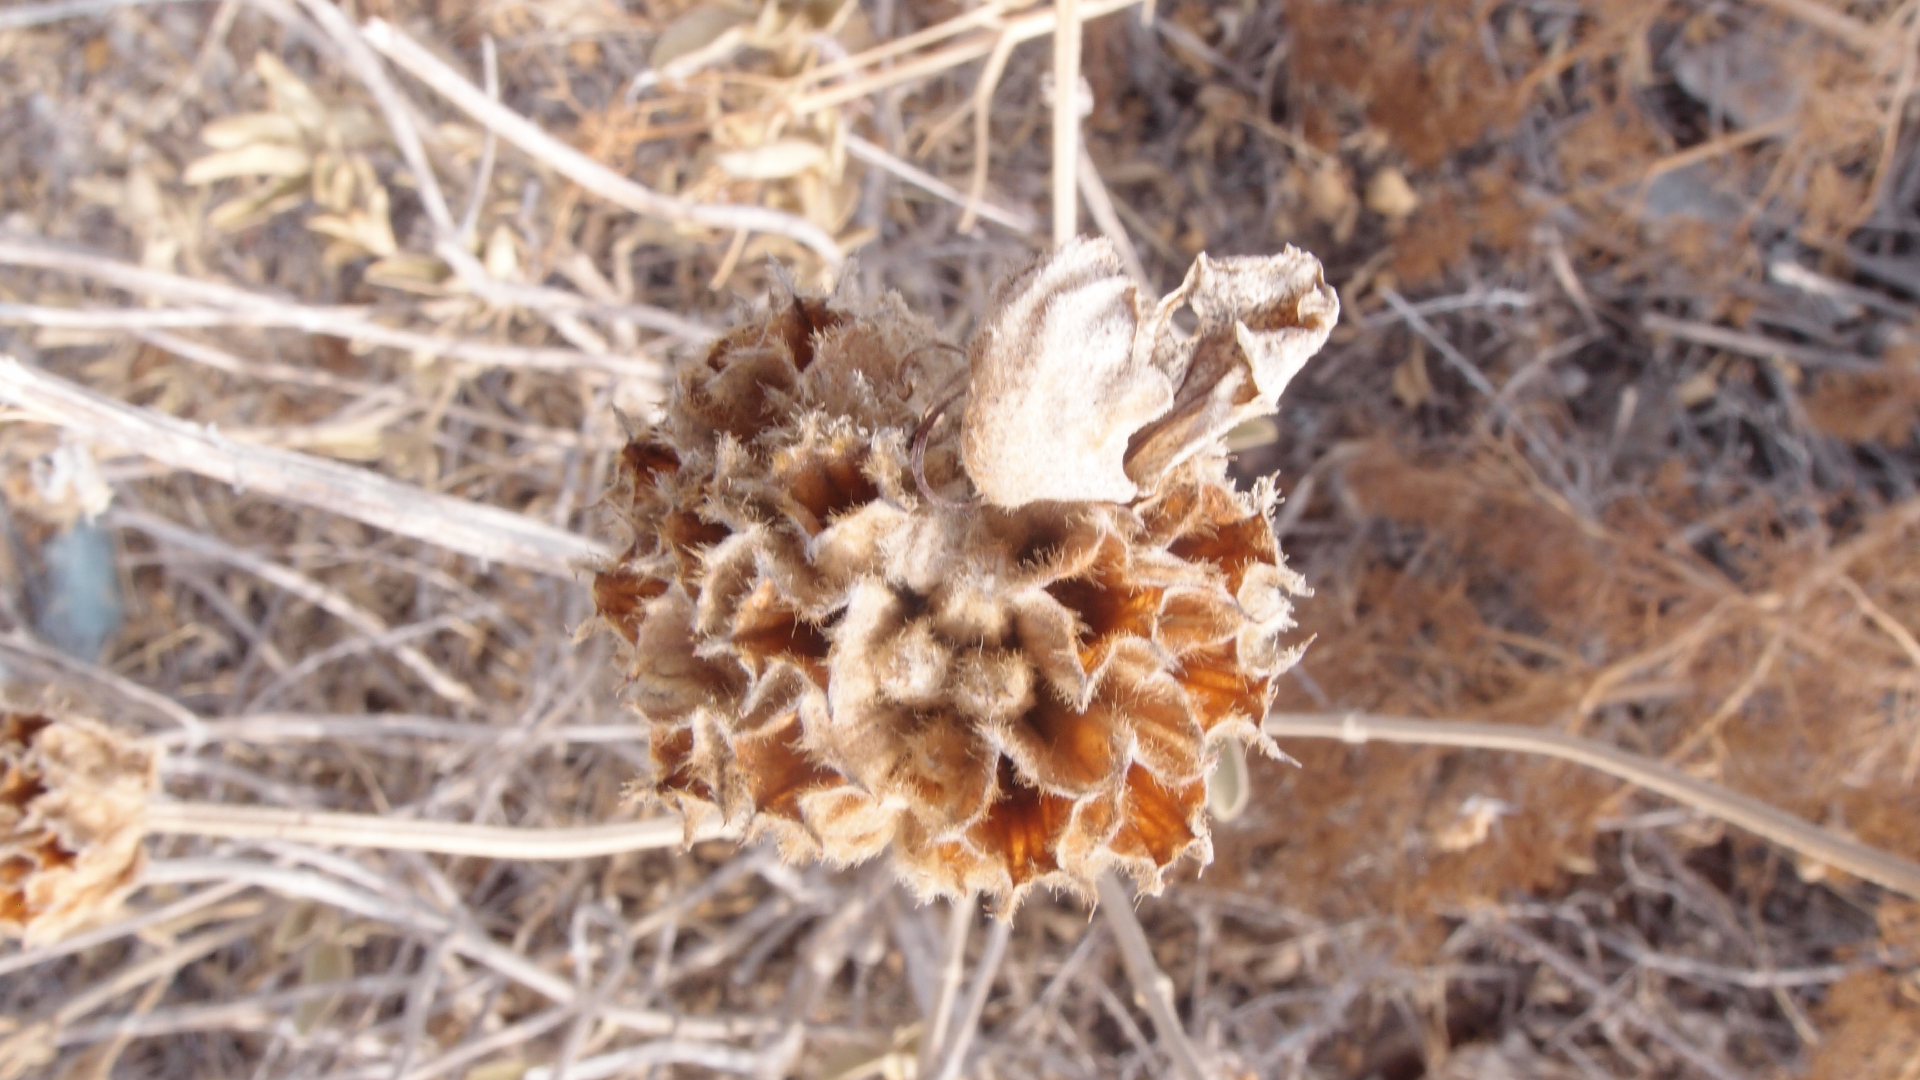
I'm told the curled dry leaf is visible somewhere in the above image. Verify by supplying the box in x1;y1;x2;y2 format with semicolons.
961;237;1174;506
0;711;156;944
961;236;1338;507
592;240;1334;911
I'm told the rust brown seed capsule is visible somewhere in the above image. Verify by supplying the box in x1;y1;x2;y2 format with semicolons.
1;711;156;943
594;238;1337;911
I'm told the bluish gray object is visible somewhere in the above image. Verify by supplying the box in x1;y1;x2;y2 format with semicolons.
32;520;124;661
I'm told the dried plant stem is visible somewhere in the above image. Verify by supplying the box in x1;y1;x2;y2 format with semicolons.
917;896;975;1077
1051;0;1082;246
143;801;723;859
1641;312;1878;372
140;858;775;1041
0;233;669;377
0;0;207;31
1095;871;1214;1080
112;508;478;708
844;133;1038;234
0;880;249;980
1747;0;1880;54
357;18;843;268
1077;145;1150;288
789;0;1144;117
1491;922;1746;1080
927;914;1013;1080
0;356;608;577
0;628;206;735
1264;711;1920;901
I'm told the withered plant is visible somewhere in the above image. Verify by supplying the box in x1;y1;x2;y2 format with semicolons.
591;237;1337;909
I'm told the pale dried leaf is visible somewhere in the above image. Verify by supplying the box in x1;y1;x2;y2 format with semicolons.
207;180;308;232
1365;166;1420;220
254;51;328;134
483;223;521;280
1123;247;1339;487
184;143;313;184
717;138;827;181
200;111;305;150
650;1;752;73
960;237;1172;506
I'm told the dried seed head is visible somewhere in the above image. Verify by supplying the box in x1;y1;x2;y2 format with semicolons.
1;711;156;943
594;240;1336;911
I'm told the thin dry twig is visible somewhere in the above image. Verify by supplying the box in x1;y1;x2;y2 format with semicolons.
0;232;674;376
844;133;1039;234
111;507;479;708
1264;711;1920;900
917;896;975;1078
0;355;609;576
1095;871;1214;1080
1745;0;1881;53
0;881;250;980
138;859;778;1041
1490;921;1746;1080
1051;0;1083;246
357;18;844;269
0;0;210;31
1641;312;1879;373
788;0;1145;117
0;629;207;735
142;800;723;859
927;914;1013;1080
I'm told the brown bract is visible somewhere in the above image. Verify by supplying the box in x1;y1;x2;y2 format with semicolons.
593;239;1335;911
1;711;156;944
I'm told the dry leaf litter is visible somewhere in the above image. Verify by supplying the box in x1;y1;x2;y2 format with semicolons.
4;1;1920;1078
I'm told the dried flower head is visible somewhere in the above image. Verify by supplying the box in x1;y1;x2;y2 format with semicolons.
1;711;156;943
594;237;1337;909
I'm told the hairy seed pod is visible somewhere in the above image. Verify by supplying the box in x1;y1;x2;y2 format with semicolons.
1;711;156;943
594;238;1337;910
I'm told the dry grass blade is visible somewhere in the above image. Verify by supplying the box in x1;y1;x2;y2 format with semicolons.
356;18;844;269
1746;0;1881;52
0;356;608;576
1265;712;1920;900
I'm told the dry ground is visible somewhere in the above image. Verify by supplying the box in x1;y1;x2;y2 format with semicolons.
3;0;1920;1078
